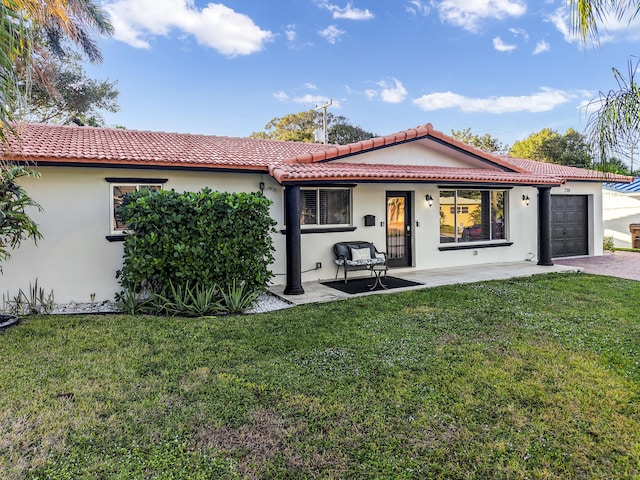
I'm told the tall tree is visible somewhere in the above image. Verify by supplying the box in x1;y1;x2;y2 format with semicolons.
13;51;119;125
1;0;113;141
0;0;113;265
570;1;640;166
251;110;376;144
328;115;377;145
510;128;593;168
450;128;508;154
253;110;318;143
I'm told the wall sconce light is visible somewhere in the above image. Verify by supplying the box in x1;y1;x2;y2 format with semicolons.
522;194;530;206
259;181;265;194
425;194;433;207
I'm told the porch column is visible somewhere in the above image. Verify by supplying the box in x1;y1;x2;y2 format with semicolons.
537;186;553;266
284;185;304;295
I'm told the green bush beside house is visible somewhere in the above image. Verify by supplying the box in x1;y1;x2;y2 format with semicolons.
116;188;276;315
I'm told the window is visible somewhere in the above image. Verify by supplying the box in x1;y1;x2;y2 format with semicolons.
449;206;469;214
299;188;351;226
110;183;162;234
439;189;507;244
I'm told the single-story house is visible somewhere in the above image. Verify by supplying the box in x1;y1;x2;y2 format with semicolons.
2;122;632;303
603;178;640;247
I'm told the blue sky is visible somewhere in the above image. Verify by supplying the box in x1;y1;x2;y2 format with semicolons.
87;0;640;148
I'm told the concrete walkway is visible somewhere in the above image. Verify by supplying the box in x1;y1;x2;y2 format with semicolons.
554;250;640;281
269;261;581;307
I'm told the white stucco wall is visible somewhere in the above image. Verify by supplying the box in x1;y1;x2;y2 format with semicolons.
339;140;496;169
2;167;272;304
3;161;606;304
296;181;604;284
603;189;640;247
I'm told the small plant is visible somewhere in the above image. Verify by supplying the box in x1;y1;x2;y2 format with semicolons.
151;282;222;317
603;235;615;252
218;279;260;314
115;289;151;315
2;279;54;315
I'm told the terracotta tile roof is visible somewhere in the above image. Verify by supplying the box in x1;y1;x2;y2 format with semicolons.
270;163;563;185
3;122;629;186
502;156;634;183
285;123;526;172
3;123;333;171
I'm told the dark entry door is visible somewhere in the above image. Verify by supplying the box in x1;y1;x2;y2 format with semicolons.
551;195;588;257
386;192;412;267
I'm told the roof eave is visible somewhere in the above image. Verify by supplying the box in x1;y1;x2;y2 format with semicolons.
3;156;270;173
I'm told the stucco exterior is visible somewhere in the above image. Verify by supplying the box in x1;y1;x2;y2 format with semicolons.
603;186;640;248
1;122;623;304
1;163;605;304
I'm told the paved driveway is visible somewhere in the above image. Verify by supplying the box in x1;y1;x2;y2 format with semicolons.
554;251;640;281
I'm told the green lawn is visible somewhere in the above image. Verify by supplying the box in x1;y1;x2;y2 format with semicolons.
1;273;639;479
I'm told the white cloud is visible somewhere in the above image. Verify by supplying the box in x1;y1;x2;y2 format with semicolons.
533;40;550;54
319;24;346;44
508;27;529;41
103;0;273;57
493;37;516;52
547;7;577;43
365;89;377;99
292;95;342;108
378;78;408;103
285;24;297;41
273;91;289;102
304;83;318;90
405;0;430;16
433;0;526;32
413;87;582;113
316;1;374;20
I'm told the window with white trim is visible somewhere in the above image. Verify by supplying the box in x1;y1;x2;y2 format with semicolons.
299;188;352;227
110;183;162;234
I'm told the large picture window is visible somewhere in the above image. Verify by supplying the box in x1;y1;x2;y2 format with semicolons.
439;189;507;244
110;183;162;234
299;188;351;226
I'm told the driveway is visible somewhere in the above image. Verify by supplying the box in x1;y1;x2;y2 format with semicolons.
554;251;640;281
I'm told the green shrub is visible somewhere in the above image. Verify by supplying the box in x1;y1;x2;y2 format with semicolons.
116;188;276;300
603;235;615;252
0;165;42;265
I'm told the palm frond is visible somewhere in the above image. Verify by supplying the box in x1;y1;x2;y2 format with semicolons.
585;58;640;168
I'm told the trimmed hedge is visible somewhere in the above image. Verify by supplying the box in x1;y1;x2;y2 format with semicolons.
116;188;276;295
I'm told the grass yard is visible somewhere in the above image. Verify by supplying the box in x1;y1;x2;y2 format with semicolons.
1;273;639;479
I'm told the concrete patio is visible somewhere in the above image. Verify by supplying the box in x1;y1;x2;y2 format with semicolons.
270;261;581;307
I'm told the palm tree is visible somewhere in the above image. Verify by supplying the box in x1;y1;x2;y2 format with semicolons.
570;1;640;168
570;0;639;43
0;0;113;143
0;0;113;264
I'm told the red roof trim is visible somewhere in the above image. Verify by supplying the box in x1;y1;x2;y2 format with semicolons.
269;163;564;186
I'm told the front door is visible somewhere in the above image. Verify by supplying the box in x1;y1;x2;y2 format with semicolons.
386;192;412;267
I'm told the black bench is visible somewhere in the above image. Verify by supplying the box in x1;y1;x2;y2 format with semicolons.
333;241;387;283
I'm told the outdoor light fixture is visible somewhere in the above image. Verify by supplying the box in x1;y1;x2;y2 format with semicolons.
425;194;433;207
259;182;265;194
522;194;530;206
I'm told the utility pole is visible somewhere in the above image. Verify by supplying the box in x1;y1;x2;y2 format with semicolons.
315;99;332;144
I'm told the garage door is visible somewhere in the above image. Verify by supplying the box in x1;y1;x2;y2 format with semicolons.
551;195;588;257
